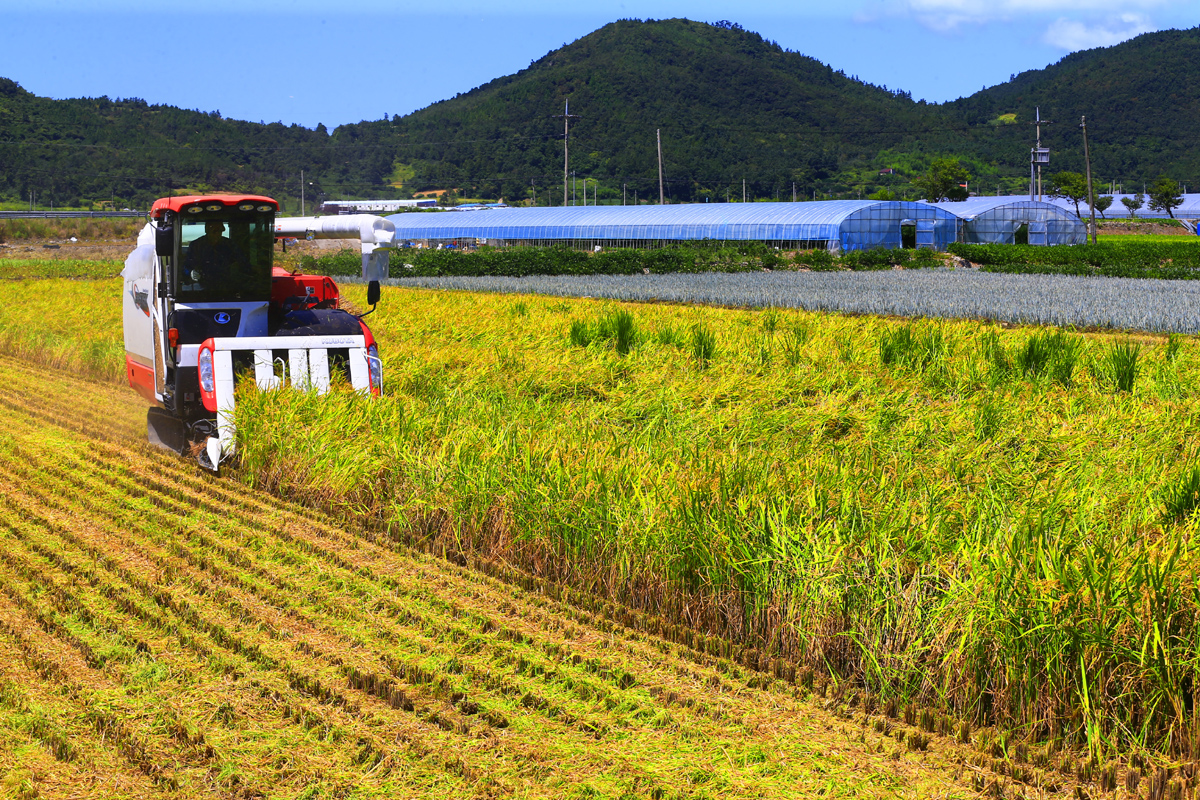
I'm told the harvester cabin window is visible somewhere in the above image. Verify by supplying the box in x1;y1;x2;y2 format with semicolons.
178;216;272;303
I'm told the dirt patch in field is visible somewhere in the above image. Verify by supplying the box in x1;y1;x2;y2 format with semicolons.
1098;220;1194;236
0;239;131;260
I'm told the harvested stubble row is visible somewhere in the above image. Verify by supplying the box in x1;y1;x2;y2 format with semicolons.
0;353;1000;798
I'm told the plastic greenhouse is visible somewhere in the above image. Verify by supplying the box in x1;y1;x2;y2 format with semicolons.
926;198;1086;246
1041;193;1200;220
387;200;961;252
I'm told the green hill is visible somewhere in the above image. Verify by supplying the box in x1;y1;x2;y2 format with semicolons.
1;19;1198;209
355;19;953;204
0;77;336;210
948;26;1200;188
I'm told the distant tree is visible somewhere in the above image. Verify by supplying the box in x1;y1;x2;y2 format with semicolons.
1121;193;1145;218
439;188;459;207
1094;194;1114;219
1147;176;1184;218
1049;171;1090;218
868;188;897;201
913;158;969;202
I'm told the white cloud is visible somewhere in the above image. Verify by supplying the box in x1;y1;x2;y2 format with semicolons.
896;0;1169;29
1042;13;1154;50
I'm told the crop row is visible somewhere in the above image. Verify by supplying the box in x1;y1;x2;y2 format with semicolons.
0;353;995;798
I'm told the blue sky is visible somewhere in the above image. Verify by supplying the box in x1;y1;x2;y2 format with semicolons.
2;0;1196;129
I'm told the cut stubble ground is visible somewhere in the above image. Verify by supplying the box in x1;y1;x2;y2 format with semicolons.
0;353;1018;799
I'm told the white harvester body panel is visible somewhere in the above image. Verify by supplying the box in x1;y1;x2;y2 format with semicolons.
120;226;158;384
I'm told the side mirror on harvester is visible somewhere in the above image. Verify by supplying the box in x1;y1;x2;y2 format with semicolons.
155;220;173;258
367;280;380;307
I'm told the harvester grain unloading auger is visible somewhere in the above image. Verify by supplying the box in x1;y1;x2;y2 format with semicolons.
121;195;394;470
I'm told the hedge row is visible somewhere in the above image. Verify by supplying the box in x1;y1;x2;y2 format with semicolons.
304;243;942;278
949;241;1200;279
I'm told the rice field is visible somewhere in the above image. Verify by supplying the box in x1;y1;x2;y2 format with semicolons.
6;265;1200;795
0;353;1003;799
0;258;124;279
224;282;1200;764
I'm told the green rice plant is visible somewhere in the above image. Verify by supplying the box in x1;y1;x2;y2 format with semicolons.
569;319;594;348
879;325;917;367
590;308;639;355
655;324;681;347
978;329;1012;382
879;323;946;372
510;301;529;317
1100;339;1141;393
755;336;773;371
606;309;638;356
870;401;903;437
691;323;716;367
1048;332;1084;387
973;394;1006;440
781;324;808;367
761;307;780;335
1015;331;1053;378
1160;465;1200;523
1165;333;1182;362
835;335;855;364
1153;360;1186;400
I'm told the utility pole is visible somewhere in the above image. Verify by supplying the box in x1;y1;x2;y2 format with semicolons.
623;183;626;206
571;171;576;206
743;179;746;203
657;129;665;204
1030;107;1051;201
1081;115;1097;244
553;100;580;207
792;182;796;202
301;170;305;216
531;179;536;207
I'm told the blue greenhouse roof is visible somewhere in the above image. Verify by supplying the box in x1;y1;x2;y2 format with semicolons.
387;200;950;243
933;194;1200;220
924;198;1078;220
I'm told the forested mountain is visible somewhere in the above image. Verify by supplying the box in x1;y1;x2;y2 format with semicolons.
1;19;1198;209
948;27;1200;190
348;19;953;204
0;77;334;210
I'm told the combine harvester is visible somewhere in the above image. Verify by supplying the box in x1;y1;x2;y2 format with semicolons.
122;194;394;470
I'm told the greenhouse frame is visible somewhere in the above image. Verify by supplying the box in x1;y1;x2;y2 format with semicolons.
927;198;1087;246
387;200;961;252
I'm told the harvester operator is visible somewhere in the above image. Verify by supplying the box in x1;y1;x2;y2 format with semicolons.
185;220;249;293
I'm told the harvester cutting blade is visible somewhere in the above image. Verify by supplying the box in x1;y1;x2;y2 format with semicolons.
146;408;187;453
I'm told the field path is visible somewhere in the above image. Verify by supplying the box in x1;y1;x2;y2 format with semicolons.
0;354;1012;799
